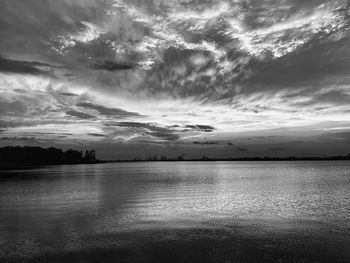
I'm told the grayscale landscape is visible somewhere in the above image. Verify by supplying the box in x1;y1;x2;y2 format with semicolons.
0;0;350;262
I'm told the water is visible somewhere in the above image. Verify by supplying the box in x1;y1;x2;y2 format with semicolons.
0;161;350;262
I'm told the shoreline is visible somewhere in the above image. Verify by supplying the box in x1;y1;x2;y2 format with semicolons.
0;160;107;170
105;157;350;163
1;158;350;170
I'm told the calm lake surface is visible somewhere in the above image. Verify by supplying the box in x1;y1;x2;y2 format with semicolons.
1;161;350;263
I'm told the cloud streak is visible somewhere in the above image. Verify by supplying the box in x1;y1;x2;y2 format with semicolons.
77;102;142;118
0;56;53;75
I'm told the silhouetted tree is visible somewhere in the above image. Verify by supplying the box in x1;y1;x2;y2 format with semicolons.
84;149;97;162
63;149;83;163
201;155;209;160
177;153;186;161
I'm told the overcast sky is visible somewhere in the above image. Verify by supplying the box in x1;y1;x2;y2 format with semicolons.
0;0;350;159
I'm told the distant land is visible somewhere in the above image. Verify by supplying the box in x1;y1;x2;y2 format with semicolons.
0;146;103;168
1;146;349;169
110;154;350;162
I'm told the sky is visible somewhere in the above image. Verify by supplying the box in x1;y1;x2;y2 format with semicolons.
0;0;350;159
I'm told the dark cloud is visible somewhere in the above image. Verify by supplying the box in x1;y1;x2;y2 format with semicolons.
31;132;73;136
88;133;108;137
92;61;134;71
66;110;95;119
0;55;52;75
196;125;215;132
192;141;220;145
145;130;179;141
112;122;151;129
58;92;78;97
77;102;142;118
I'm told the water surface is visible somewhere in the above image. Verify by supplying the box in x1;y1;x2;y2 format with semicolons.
1;161;350;262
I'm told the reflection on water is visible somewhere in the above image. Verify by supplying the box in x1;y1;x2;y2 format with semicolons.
0;161;350;262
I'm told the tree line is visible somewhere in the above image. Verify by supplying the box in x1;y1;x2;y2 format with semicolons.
0;146;98;165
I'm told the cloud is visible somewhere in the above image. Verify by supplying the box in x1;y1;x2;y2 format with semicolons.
66;110;95;119
58;92;78;96
0;56;53;75
111;122;150;129
292;89;350;107
0;136;36;141
88;133;108;137
0;119;62;129
0;99;27;115
146;130;179;141
224;2;349;59
55;21;105;54
107;122;179;141
185;124;215;132
92;61;134;71
192;141;220;145
77;102;142;118
1;1;350;158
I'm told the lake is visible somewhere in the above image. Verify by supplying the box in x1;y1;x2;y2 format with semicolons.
0;161;350;262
